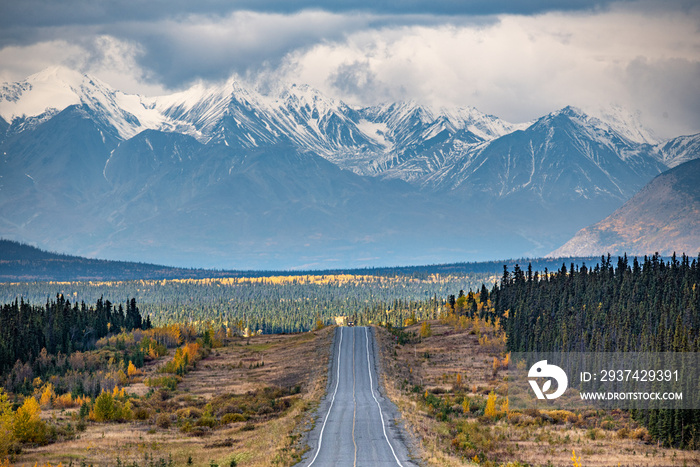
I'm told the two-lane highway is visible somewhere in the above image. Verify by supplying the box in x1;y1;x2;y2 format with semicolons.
303;326;415;466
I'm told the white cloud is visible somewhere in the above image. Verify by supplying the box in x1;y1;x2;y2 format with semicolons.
0;41;86;84
0;36;169;96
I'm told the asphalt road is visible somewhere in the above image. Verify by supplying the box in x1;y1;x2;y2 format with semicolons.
303;326;416;466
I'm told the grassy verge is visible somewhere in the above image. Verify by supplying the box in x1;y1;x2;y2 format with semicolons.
376;320;700;467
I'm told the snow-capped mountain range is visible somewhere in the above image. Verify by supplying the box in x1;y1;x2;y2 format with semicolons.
1;66;698;268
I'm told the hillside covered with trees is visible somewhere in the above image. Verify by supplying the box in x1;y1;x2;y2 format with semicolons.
493;253;700;448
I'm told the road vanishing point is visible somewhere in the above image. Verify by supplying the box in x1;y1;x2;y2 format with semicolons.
303;326;416;466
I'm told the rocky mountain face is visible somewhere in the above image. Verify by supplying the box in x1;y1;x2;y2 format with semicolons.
0;67;697;268
549;158;700;258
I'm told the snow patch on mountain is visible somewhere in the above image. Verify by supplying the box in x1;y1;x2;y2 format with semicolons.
356;120;392;150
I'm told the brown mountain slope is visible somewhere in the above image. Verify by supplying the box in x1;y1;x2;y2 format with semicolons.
549;158;700;257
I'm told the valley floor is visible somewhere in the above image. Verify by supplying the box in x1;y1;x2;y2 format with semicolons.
12;328;334;467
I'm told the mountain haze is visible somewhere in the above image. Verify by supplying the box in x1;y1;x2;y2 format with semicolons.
1;67;697;268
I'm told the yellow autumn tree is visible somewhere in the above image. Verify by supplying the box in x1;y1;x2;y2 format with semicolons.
13;396;46;444
127;360;139;378
0;389;14;456
502;352;511;368
39;383;56;408
571;449;581;467
455;372;462;388
500;397;509;415
112;386;126;399
484;391;498;418
419;321;432;338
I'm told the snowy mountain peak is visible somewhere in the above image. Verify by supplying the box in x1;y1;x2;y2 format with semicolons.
587;104;659;145
436;104;530;140
273;82;349;122
0;66;165;139
28;65;87;84
0;66;83;122
538;105;659;149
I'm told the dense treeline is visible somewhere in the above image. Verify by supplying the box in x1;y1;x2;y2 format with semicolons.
494;253;700;353
492;253;700;448
0;295;149;376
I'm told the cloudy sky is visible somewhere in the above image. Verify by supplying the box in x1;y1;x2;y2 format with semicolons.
0;0;698;138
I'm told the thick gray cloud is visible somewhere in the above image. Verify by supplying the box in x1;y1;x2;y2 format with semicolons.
0;0;628;31
0;0;613;88
624;57;700;137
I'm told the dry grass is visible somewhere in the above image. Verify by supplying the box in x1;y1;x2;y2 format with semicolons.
376;321;700;467
12;327;334;467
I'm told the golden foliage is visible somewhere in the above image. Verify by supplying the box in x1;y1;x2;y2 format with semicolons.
13;396;46;444
462;397;470;414
52;393;90;409
571;449;582;467
112;385;126;399
484;391;498;418
39;383;56;408
403;313;417;327
127;360;140;378
0;389;13;457
419;321;432;338
502;352;511;368
499;397;509;415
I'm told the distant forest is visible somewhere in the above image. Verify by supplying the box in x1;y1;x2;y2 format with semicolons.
0;239;601;282
0;274;487;333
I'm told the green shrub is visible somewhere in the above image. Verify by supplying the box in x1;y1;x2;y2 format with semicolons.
92;392;116;422
222;413;247;424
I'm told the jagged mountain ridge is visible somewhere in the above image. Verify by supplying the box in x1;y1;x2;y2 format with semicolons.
0;67;526;173
653;133;700;168
2;66;696;186
1;67;698;268
423;107;667;199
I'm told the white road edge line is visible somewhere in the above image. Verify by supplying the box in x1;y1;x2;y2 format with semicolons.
365;327;404;467
308;327;343;466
